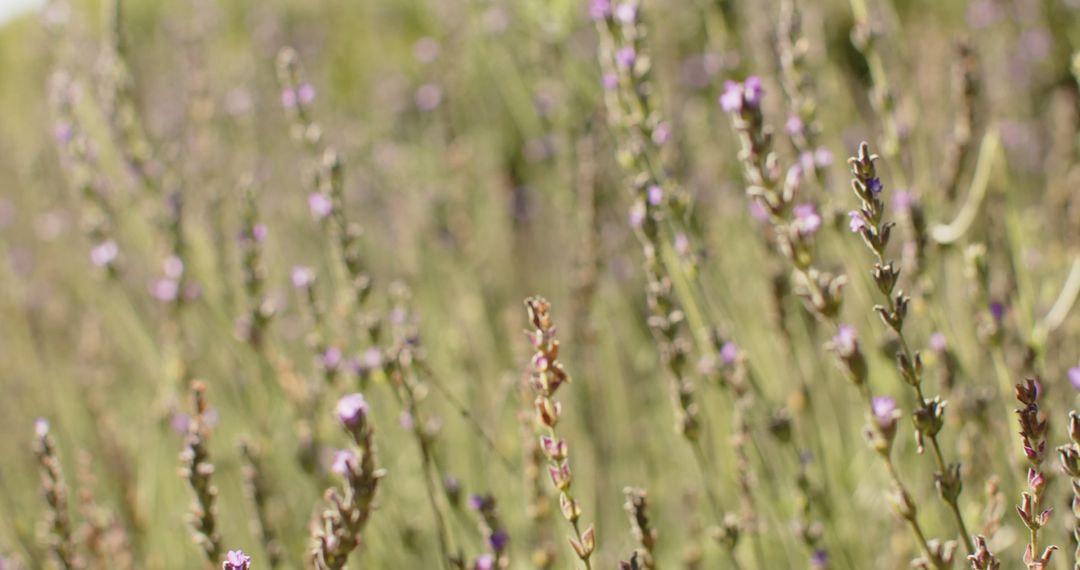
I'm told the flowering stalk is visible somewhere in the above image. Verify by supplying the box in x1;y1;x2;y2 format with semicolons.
469;494;509;568
311;394;383;569
1014;379;1057;569
524;297;595;569
1057;411;1080;569
236;179;274;349
239;440;284;568
967;536;1000;569
776;0;830;186
33;420;81;570
222;550;252;570
723;77;946;567
75;451;133;570
178;381;223;565
846;141;973;554
622;488;657;569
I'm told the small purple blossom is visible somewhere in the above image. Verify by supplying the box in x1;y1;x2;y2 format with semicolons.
785;114;804;135
929;332;947;352
629;201;647;229
602;72;618;91
646;185;663;206
743;76;763;105
989;301;1005;321
748;200;768;222
400;412;415;430
164;255;184;279
833;325;857;355
490;528;509;552
475;554;495;570
792;203;822;237
336;393;369;427
222;550;252;570
848;210;867;233
415;83;443;111
308;192;333;219
615;46;637;69
252;223;268;243
614;2;636;23
892;190;912;213
871;396;897;428
34;418;49;437
652;121;671;146
866;177;883;195
674;232;689;255
719;80;743;112
331;449;357;477
152;278;179;302
90;240;118;267
297;83;316;105
468;494;487;510
322;346;342;371
814;147;833;167
811;549;828;569
281;88;297;109
1069;366;1080;391
291;266;314;289
720;342;739;365
53;122;73;144
588;0;611;20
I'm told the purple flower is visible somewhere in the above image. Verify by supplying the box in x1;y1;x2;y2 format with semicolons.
629;201;646;229
490;529;509;552
152;278;180;302
892;190;912;213
468;494;487;510
615;46;636;69
833;325;857;355
252;223;268;243
929;332;947;352
871;396;897;428
34;418;49;437
475;554;495;570
336;393;369;427
54;122;73;144
989;301;1005;321
720;342;739;365
811;549;828;569
588;0;611;20
674;232;689;255
785;114;804;135
814;147;833;167
331;449;357;477
647;185;663;206
1069;366;1080;391
164;255;185;279
308;192;333;219
614;2;636;23
792;203;822;237
292;266;314;289
363;347;383;370
322;346;342;371
652;121;671;146
719;80;742;112
90;240;118;267
223;550;252;570
743;76;763;105
399;412;415;430
298;83;316;105
171;412;191;435
602;72;618;91
848;210;867;233
281;88;297;109
748;200;768;222
866;177;883;195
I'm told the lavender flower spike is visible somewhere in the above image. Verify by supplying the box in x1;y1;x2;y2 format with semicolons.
223;550;252;570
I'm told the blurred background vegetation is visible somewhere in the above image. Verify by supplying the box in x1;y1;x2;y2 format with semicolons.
2;0;1080;568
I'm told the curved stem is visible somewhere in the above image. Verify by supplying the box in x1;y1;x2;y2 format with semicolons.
931;127;999;245
1031;255;1080;349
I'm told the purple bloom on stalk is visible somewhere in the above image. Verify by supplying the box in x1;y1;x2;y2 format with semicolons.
792;203;822;236
614;2;636;23
814;147;833;167
223;550;252;570
322;346;342;371
90;240;118;267
291;266;314;289
674;232;689;255
468;494;487;510
647;185;663;206
785;114;803;135
475;554;494;570
847;211;866;233
588;0;611;20
989;301;1005;321
719;80;742;113
929;332;947;352
281;88;297;109
871;396;897;428
336;393;368;427
34;418;49;437
833;324;857;355
811;550;828;569
720;341;739;365
308;192;333;219
399;412;415;430
602;72;618;91
1069;366;1080;391
152;278;179;302
615;46;637;68
866;177;883;195
297;83;316;105
652;121;671;146
490;529;509;552
629;201;647;229
252;223;268;243
53;122;73;144
331;449;357;477
892;190;912;213
743;76;763;105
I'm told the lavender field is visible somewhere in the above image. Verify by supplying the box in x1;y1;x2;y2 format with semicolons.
1;0;1080;568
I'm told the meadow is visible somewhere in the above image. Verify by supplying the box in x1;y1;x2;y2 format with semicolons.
1;0;1080;568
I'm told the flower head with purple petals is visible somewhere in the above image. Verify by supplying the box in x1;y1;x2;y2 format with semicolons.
223;550;252;570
